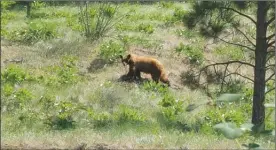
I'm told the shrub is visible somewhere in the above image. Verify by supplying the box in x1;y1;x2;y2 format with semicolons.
43;55;80;86
115;105;146;124
175;43;204;65
1;65;29;85
2;87;33;112
142;81;169;95
99;40;126;63
45;101;77;130
159;93;184;121
7;20;58;44
79;3;119;41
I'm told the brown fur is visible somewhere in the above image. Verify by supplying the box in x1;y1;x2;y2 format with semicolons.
119;54;170;86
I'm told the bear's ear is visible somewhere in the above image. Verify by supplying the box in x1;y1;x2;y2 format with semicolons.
119;55;126;66
126;54;131;59
126;54;132;64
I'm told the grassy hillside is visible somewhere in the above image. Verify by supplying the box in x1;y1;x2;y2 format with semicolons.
1;1;275;149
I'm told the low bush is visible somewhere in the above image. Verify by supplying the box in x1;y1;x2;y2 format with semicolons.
159;93;184;121
6;20;58;44
99;40;126;63
115;105;146;124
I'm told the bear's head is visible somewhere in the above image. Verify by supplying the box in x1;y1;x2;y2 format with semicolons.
119;54;134;66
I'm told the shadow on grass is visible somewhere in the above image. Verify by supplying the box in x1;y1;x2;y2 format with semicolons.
87;58;108;73
117;74;152;84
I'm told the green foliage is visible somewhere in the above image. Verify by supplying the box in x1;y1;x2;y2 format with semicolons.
214;45;245;60
175;43;204;65
1;1;16;10
2;83;14;97
115;23;136;31
2;86;34;112
175;29;196;39
1;65;30;85
44;56;80;86
159;1;174;8
116;22;154;34
115;105;146;123
159;94;184;121
31;1;46;10
173;7;188;22
39;94;55;113
45;101;78;130
91;112;113;127
211;93;275;149
6;20;58;44
142;81;169;95
66;15;82;31
99;40;126;63
79;3;119;41
15;88;33;105
137;23;154;34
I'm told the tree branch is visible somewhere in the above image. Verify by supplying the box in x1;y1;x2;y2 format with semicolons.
266;34;275;42
225;72;254;83
266;64;275;70
266;16;275;27
216;36;255;51
265;72;275;83
268;41;275;48
220;7;257;24
200;61;255;72
233;25;256;47
265;87;275;94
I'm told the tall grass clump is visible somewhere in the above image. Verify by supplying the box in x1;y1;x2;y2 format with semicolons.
79;2;123;41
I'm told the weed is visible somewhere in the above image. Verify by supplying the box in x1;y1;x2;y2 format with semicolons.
7;20;58;44
43;56;80;86
159;94;184;121
142;81;169;95
115;105;146;124
45;101;77;130
2;87;34;112
1;64;30;85
99;40;126;63
91;112;113;127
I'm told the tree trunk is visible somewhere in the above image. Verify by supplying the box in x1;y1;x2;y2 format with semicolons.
26;2;31;18
252;1;268;129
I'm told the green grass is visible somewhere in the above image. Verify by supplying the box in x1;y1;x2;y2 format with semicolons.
1;2;274;149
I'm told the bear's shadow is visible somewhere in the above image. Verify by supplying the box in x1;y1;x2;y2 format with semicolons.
118;74;151;84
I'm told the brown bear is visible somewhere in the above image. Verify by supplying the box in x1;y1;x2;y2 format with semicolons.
119;54;170;86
